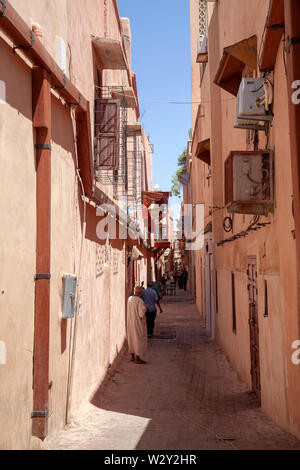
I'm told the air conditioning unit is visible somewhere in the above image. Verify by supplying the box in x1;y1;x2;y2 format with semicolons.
224;150;274;216
197;35;208;63
235;78;273;129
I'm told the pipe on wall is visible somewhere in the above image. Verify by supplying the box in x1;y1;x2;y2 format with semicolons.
31;67;52;440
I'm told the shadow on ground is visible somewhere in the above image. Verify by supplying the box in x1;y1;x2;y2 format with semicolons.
88;291;300;451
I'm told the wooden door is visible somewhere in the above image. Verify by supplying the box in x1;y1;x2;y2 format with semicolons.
247;256;261;402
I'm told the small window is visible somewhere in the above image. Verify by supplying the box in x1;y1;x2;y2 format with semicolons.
232;272;237;333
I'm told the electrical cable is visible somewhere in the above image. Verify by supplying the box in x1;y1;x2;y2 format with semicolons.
65;108;87;426
94;85;236;106
217;215;269;246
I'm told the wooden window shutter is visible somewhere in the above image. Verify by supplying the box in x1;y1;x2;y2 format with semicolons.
94;99;120;171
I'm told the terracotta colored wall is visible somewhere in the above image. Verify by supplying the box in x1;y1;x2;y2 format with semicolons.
189;0;300;439
0;38;36;450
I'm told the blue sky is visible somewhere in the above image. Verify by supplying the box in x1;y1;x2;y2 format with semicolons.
117;0;192;209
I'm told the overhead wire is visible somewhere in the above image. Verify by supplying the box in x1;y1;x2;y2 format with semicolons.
94;85;235;106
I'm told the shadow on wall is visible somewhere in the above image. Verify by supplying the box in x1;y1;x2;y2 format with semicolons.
51;95;77;156
0;37;33;121
84;200;125;254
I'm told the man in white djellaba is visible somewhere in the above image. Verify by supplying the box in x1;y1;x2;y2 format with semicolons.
127;286;148;364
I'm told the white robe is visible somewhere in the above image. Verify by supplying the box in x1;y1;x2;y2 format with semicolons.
127;296;148;360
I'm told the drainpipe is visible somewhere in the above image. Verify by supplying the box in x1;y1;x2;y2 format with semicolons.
284;0;300;330
31;67;52;440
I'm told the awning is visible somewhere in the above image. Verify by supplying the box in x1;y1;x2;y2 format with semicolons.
111;86;137;108
214;36;257;96
92;37;129;70
195;138;211;165
127;123;142;136
259;0;284;71
143;191;171;208
197;52;208;64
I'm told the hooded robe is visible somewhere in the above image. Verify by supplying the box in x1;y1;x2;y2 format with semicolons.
127;295;148;360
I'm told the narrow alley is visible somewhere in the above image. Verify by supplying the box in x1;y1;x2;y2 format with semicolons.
3;0;300;453
46;292;300;451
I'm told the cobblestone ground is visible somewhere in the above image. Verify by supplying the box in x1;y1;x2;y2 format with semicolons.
46;291;300;450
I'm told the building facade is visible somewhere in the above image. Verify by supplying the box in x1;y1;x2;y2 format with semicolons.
188;0;300;439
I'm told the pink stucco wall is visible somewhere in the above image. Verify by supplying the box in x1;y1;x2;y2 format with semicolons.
189;0;300;439
0;0;152;449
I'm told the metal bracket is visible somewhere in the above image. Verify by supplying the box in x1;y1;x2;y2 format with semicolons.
13;30;34;53
267;23;284;31
0;0;6;17
52;73;67;90
67;93;82;107
35;144;52;151
35;274;51;280
31;409;49;419
285;36;300;54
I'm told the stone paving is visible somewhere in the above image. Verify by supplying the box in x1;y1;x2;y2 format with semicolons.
46;291;300;450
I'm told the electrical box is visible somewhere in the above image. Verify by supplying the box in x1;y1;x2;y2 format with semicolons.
225;150;274;216
62;275;77;319
236;78;272;126
197;35;208;63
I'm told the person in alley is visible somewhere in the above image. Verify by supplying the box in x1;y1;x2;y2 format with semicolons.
127;286;148;364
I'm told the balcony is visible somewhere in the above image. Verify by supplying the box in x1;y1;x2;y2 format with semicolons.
111;86;137;109
92;36;129;70
192;105;211;164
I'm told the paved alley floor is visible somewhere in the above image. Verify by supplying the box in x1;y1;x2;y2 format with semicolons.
46;291;300;450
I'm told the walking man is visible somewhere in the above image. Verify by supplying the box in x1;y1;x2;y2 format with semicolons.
182;268;188;291
142;281;163;338
127;286;148;364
